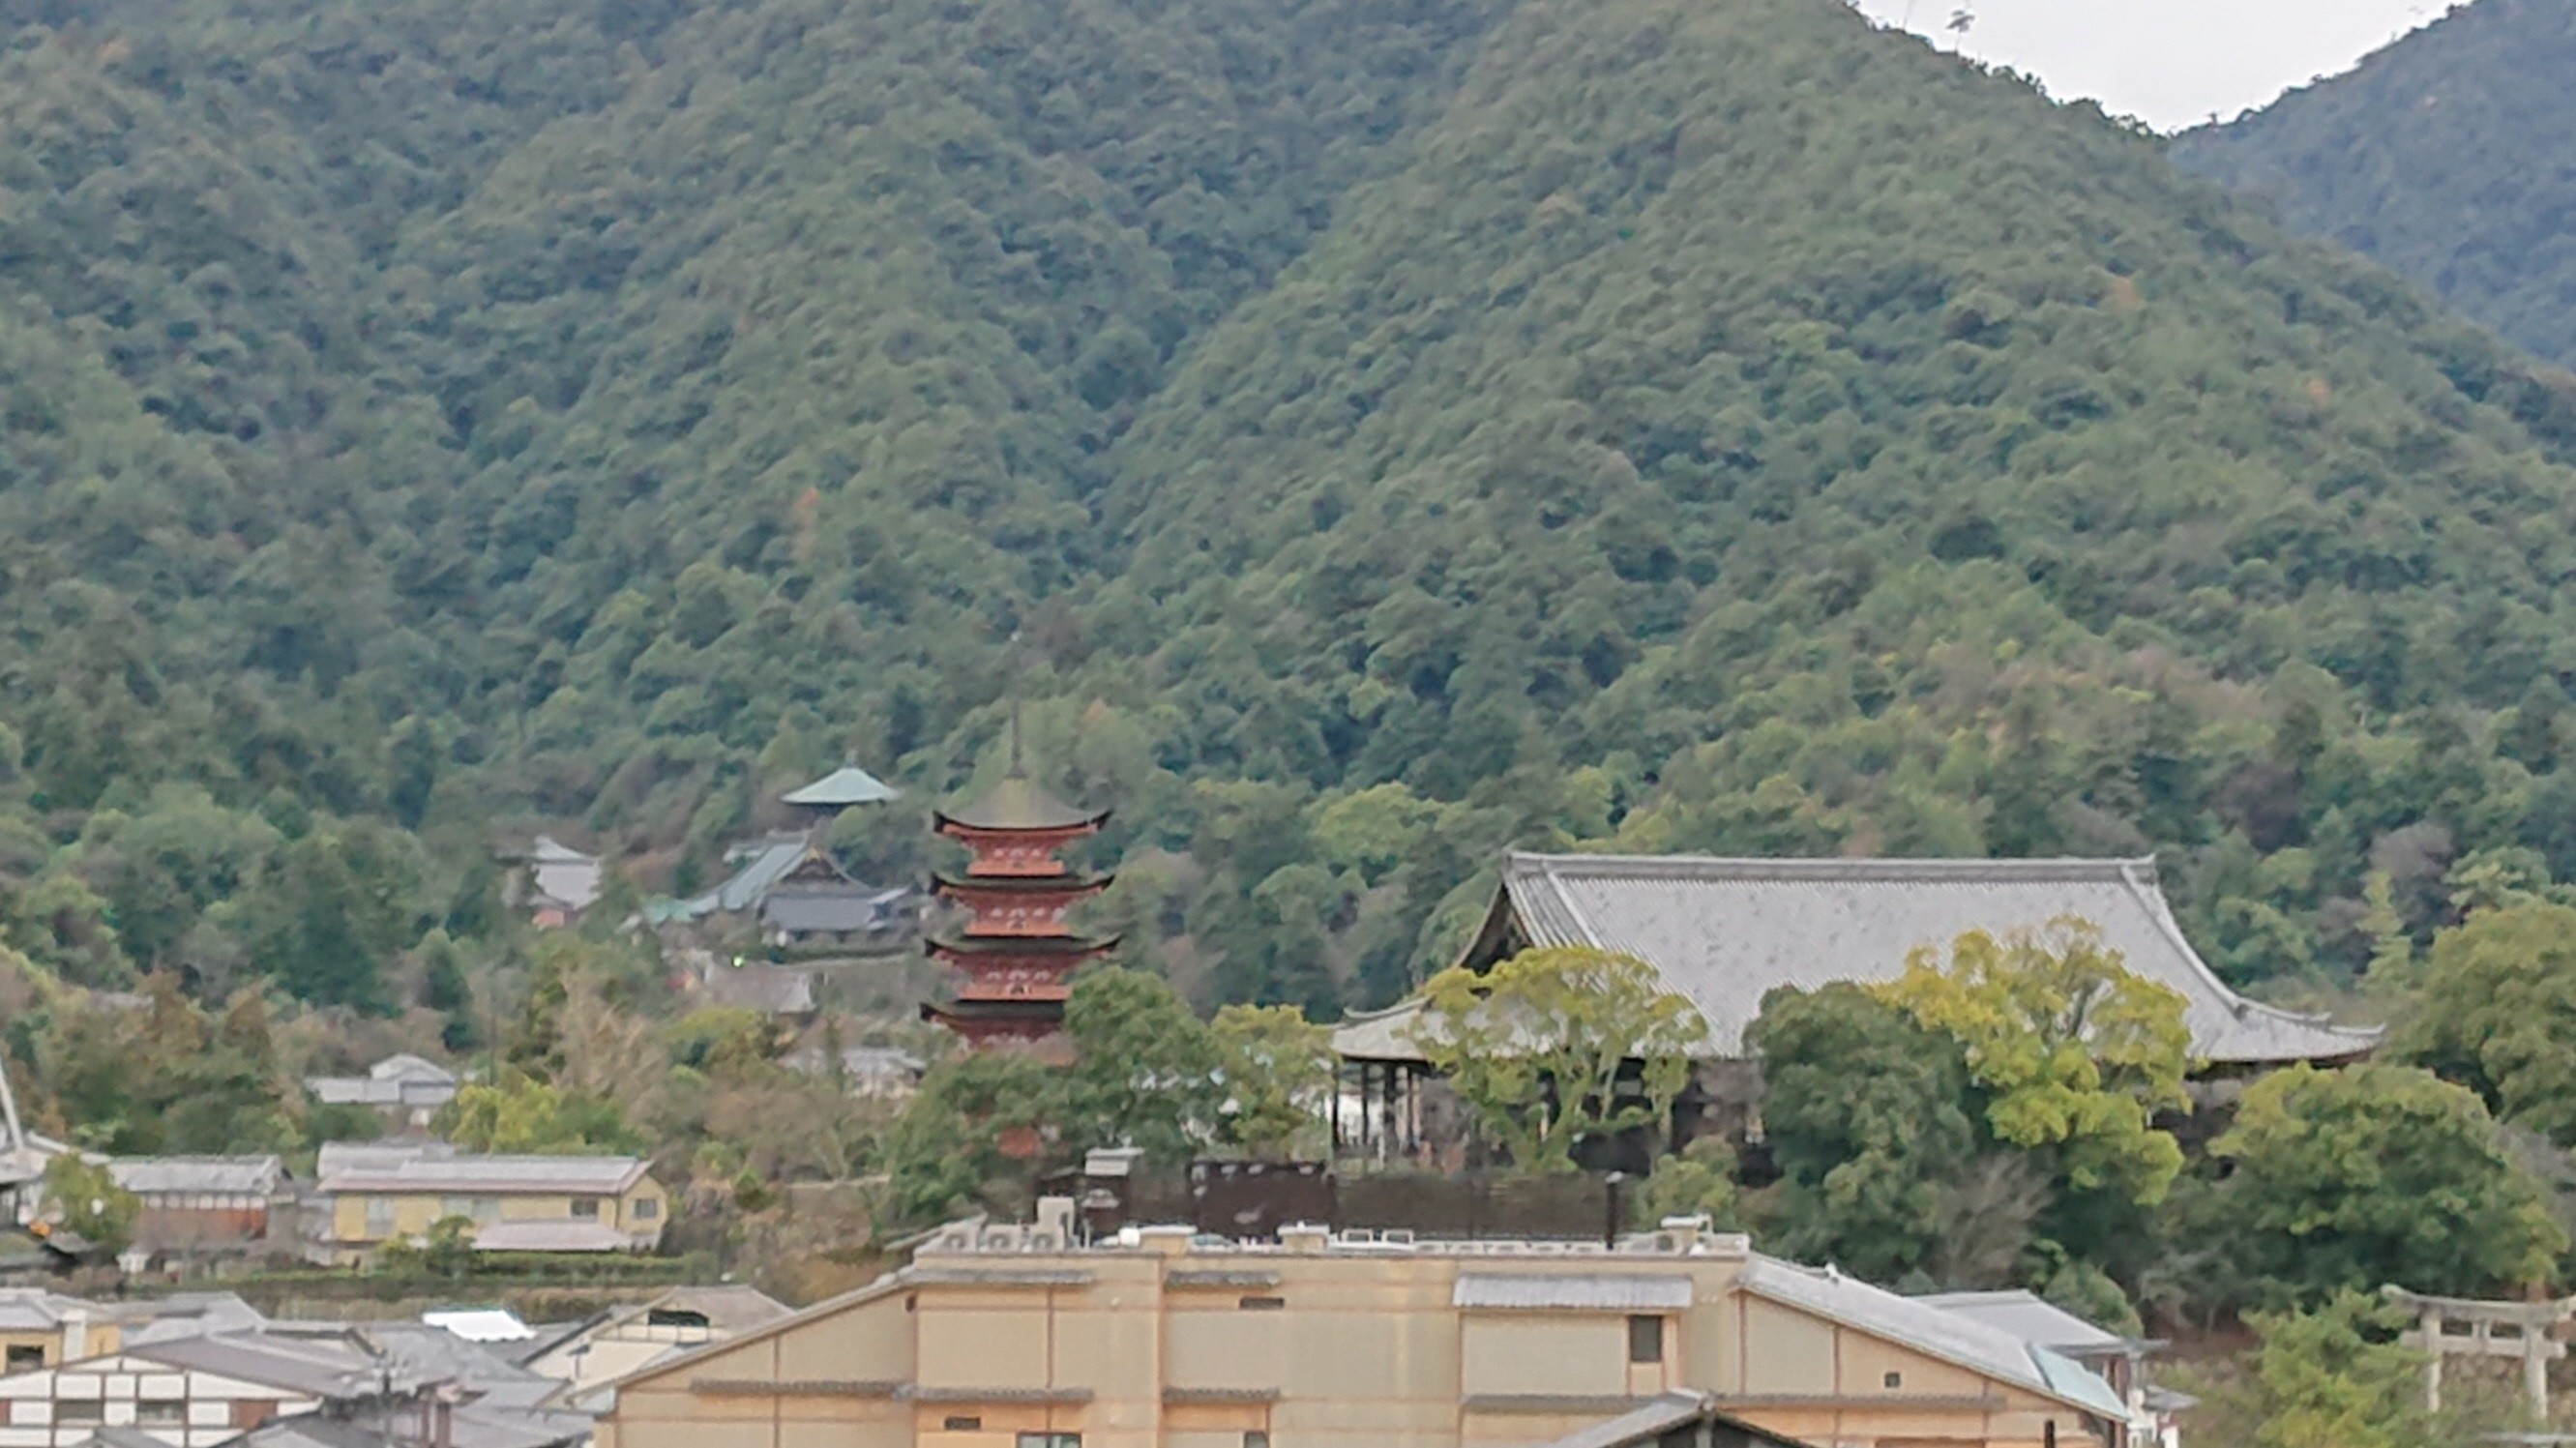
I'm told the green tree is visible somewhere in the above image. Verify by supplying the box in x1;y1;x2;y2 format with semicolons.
435;1076;641;1155
1060;966;1221;1165
875;1050;1060;1229
1209;1003;1334;1159
1880;919;2191;1203
1746;983;1982;1281
1632;1137;1739;1230
2239;1292;2436;1448
2397;901;2576;1143
41;1152;138;1255
1409;946;1703;1174
2211;1064;2563;1305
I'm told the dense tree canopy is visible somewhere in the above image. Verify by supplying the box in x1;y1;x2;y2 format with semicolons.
5;0;2576;1041
2208;1063;2564;1306
2174;0;2576;368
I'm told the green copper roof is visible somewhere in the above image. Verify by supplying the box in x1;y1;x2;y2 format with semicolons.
782;766;902;808
935;775;1108;833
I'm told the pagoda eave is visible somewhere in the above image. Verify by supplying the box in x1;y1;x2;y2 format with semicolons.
925;932;1120;960
933;871;1114;897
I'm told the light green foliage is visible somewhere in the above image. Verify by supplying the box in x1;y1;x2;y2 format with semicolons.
1880;920;2191;1202
435;1075;642;1155
2212;1064;2564;1305
1632;1137;1738;1231
376;1216;482;1278
665;1008;788;1088
1209;1003;1336;1159
1408;945;1702;1174
2240;1292;2435;1448
2396;901;2576;1146
40;1152;138;1255
35;979;298;1155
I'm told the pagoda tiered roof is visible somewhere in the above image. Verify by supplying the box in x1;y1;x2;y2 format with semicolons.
933;776;1110;834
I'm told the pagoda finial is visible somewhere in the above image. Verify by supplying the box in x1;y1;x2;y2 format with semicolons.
1007;627;1027;778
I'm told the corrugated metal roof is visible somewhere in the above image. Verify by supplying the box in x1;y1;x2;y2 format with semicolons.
318;1150;647;1197
108;1155;285;1197
1453;1274;1694;1312
1737;1259;2128;1420
1914;1289;2135;1353
1495;852;2380;1065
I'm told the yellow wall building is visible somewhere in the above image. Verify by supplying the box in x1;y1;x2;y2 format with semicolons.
599;1213;2129;1448
0;1295;119;1376
307;1142;666;1263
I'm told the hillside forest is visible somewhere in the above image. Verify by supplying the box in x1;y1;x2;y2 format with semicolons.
10;0;2576;1375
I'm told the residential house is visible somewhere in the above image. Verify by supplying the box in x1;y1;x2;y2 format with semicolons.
1916;1291;2190;1448
0;1296;115;1376
105;1159;291;1261
2;1315;591;1448
307;1143;666;1266
0;1328;405;1448
594;1209;2129;1448
303;1058;459;1131
519;1286;788;1405
1335;854;2384;1158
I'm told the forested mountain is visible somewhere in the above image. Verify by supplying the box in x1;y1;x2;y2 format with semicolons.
2171;0;2576;367
8;0;2576;1031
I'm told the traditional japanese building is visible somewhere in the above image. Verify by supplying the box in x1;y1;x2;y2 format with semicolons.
921;770;1114;1050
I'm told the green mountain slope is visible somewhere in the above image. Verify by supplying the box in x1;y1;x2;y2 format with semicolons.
8;0;2576;1026
2172;0;2576;367
1100;0;2576;1000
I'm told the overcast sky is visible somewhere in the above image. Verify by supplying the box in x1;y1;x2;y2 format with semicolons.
1850;0;2463;132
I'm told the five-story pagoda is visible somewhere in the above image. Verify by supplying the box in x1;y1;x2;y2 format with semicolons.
921;761;1114;1050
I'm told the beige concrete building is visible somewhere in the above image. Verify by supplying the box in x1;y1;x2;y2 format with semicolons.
598;1212;2128;1448
306;1143;666;1264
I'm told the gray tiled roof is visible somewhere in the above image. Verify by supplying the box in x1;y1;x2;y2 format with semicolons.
759;885;908;936
1913;1289;2137;1355
129;1329;420;1400
316;1146;646;1197
1534;1393;1805;1448
1492;852;2380;1065
1737;1258;2129;1420
108;1155;286;1197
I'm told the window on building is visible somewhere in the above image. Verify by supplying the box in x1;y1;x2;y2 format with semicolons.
1883;1371;1903;1389
137;1401;185;1426
364;1197;396;1235
633;1197;659;1221
940;1417;982;1433
57;1400;104;1424
4;1345;41;1373
1238;1295;1286;1312
571;1197;602;1220
1014;1435;1080;1448
1243;1434;1270;1448
1627;1315;1665;1364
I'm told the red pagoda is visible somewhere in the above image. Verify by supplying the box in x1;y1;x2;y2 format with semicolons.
921;767;1115;1050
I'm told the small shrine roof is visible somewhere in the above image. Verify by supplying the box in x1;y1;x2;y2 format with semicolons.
783;766;903;809
935;775;1109;834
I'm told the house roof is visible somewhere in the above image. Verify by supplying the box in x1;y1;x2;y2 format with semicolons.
0;1287;102;1331
1479;852;2380;1065
108;1156;287;1197
1453;1274;1694;1312
126;1329;424;1400
1736;1258;2129;1420
933;775;1108;834
759;883;908;935
317;1147;649;1197
471;1221;639;1254
782;766;902;809
75;1428;173;1448
356;1321;557;1406
1534;1391;1807;1448
307;1055;459;1108
1914;1289;2141;1356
